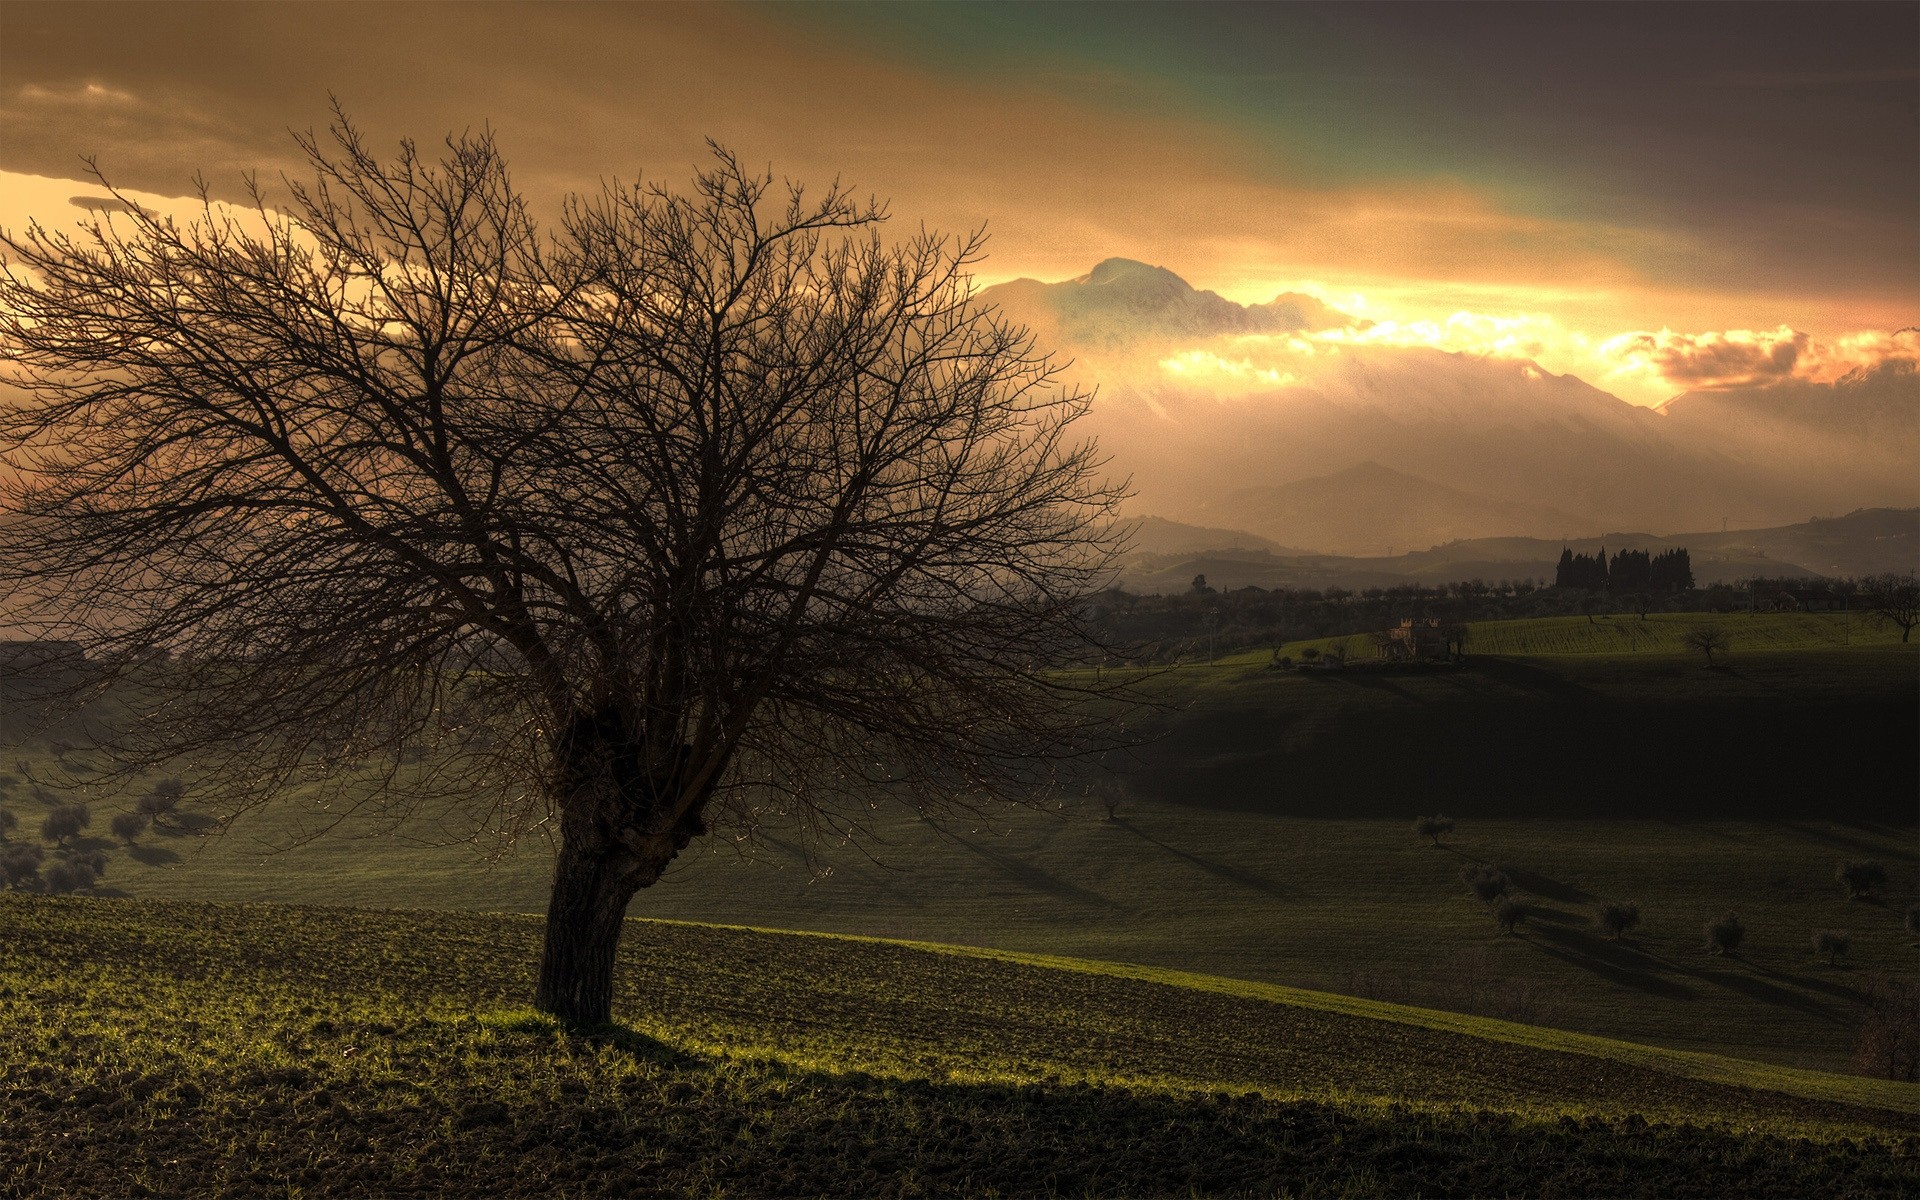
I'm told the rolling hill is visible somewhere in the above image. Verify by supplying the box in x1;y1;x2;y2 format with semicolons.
6;625;1913;1075
1;897;1914;1197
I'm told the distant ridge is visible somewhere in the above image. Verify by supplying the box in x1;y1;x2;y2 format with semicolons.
1114;507;1919;593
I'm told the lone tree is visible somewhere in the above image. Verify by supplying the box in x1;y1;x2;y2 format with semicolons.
1492;896;1528;935
1414;814;1455;846
1462;863;1509;904
1862;573;1919;643
1681;624;1731;666
1597;900;1641;941
109;811;149;846
1838;860;1889;902
0;116;1127;1025
1705;911;1746;956
1811;928;1852;966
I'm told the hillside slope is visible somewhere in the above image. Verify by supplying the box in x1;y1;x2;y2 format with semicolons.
1;898;1914;1197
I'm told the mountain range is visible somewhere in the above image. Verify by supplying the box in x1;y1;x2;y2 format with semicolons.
979;261;1920;554
1113;507;1919;594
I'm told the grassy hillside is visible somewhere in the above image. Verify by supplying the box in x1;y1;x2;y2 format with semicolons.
3;636;1914;1074
1263;610;1907;661
1;897;1914;1197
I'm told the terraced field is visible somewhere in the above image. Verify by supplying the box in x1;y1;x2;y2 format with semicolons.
1;898;1914;1197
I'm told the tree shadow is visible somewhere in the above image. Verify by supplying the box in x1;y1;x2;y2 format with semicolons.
1112;819;1292;898
154;812;220;837
1779;822;1912;859
1682;960;1840;1022
585;1021;702;1067
1504;867;1594;906
127;843;181;866
939;831;1119;909
1521;904;1586;927
1319;673;1424;702
1464;657;1596;702
1747;959;1869;1006
1523;925;1697;1001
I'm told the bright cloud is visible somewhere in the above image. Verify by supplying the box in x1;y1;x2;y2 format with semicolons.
1598;325;1919;394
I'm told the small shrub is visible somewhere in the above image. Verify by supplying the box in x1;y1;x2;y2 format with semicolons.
137;778;186;823
43;859;93;894
1492;896;1528;935
1705;911;1746;956
109;810;149;845
0;807;15;840
1905;905;1919;943
1462;864;1509;903
1415;815;1455;846
39;803;90;846
1837;860;1888;901
0;843;44;890
1852;974;1919;1082
1598;900;1641;941
1299;647;1321;663
1812;929;1852;965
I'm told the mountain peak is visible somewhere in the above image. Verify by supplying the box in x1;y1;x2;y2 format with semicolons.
1080;258;1192;291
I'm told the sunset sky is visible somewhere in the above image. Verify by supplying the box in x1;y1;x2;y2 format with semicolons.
1;0;1914;407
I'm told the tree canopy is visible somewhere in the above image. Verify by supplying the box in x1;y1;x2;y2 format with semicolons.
0;115;1130;1022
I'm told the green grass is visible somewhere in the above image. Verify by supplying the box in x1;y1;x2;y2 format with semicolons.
1;897;1915;1197
3;642;1914;1077
1252;610;1906;663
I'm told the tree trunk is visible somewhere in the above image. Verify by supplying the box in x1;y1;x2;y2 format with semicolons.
530;708;715;1026
533;835;646;1026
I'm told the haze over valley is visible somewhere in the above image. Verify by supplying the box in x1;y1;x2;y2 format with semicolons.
983;259;1919;557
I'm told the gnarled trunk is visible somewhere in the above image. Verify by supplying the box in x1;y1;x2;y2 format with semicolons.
531;708;712;1026
533;832;650;1025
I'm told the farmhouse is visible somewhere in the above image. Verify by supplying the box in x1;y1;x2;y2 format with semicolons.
1382;618;1447;661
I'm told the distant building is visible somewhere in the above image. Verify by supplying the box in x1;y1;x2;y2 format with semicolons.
1382;618;1447;661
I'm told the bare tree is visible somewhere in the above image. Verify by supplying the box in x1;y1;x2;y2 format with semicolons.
1681;624;1731;666
1862;573;1919;643
0;115;1129;1024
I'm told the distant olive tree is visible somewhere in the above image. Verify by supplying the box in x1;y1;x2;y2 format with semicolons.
1493;896;1528;935
1705;911;1746;956
43;858;93;895
1812;929;1852;966
1463;864;1510;904
39;802;89;847
1598;900;1642;941
1415;815;1455;846
1;843;44;890
1838;860;1888;902
136;779;186;826
1681;625;1732;666
109;810;149;845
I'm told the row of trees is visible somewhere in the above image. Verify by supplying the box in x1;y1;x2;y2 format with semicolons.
0;778;187;894
1088;570;1919;663
1553;547;1694;594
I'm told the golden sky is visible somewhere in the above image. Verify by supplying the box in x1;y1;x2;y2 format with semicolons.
2;1;1913;408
